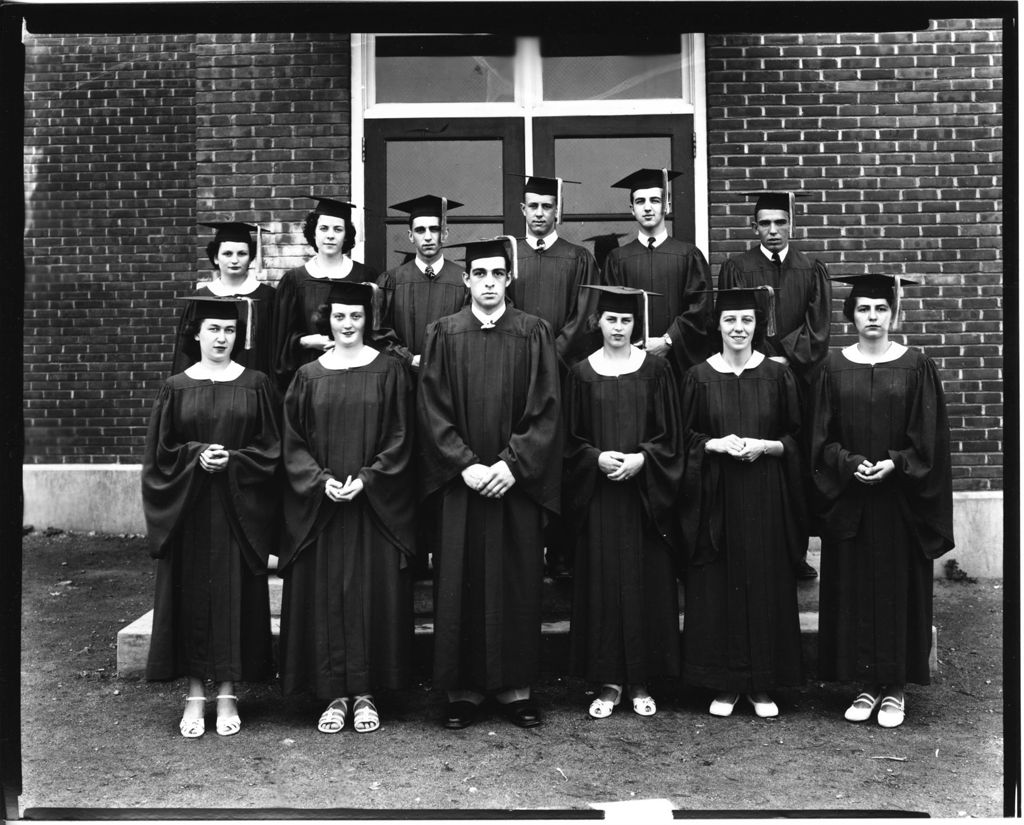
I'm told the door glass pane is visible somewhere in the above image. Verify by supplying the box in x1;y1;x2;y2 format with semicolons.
541;35;682;101
553;137;673;215
375;35;515;103
384;222;503;272
386;139;505;215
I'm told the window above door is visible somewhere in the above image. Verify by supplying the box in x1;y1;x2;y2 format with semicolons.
357;34;702;117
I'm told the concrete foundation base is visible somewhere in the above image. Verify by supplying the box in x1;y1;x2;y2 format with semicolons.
24;465;1007;580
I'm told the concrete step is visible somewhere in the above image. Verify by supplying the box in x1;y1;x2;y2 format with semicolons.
116;547;936;680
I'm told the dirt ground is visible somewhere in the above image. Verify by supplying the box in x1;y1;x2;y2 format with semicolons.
15;531;1008;817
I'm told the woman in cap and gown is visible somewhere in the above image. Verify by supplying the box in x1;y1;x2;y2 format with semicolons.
171;221;278;376
143;297;281;738
811;275;953;728
272;197;386;391
679;287;806;718
563;285;683;719
277;281;415;734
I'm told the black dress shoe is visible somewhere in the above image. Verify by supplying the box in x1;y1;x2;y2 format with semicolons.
797;559;819;579
498;698;542;728
443;700;479;730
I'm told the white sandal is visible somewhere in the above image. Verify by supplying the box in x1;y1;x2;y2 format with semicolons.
179;696;206;738
215;694;241;737
588;685;622;719
317;697;349;734
844;691;881;723
877;695;906;728
352;695;380;733
632;695;657;716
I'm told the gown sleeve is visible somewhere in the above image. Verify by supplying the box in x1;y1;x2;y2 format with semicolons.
665;246;714;374
561;364;602;537
777;259;832;380
222;373;283;570
141;381;210;559
357;359;417;560
636;360;685;549
889;355;955;559
416;320;481;499
554;249;599;367
677;367;714;564
496;319;564;515
271;269;307;390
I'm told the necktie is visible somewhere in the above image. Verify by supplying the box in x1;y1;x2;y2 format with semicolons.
771;252;781;267
648;237;656;249
425;265;434;279
536;238;545;252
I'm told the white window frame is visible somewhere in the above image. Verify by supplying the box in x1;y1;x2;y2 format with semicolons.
351;33;708;259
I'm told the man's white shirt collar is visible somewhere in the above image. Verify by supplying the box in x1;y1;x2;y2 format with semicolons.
525;231;558;250
760;245;789;262
639;228;669;248
472;302;507;328
416;257;445;275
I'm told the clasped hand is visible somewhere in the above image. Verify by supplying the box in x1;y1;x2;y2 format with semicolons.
854;458;895;485
199;444;229;473
462;460;515;498
706;434;767;462
598;451;645;481
325;474;364;502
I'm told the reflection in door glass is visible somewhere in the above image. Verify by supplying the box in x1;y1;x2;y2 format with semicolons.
386;140;505;215
554;137;673;214
541;35;683;101
375;36;515;104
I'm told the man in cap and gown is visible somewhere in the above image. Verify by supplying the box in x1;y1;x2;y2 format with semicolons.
602;168;714;377
417;237;562;730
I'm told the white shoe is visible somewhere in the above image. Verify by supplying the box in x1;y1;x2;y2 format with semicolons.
746;694;779;718
877;695;905;728
709;693;739;717
844;691;881;722
588;685;622;719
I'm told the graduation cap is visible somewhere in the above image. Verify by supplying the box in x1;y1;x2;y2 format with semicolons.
308;196;356;218
706;286;778;338
610;168;682;215
452;236;519;280
181;295;257;352
580;284;661;346
737;190;809;234
200;221;266;275
830;274;918;331
389;194;464;230
515;174;582;224
325;281;380;330
582;232;626;269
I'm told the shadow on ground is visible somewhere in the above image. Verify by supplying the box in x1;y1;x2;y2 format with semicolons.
17;531;1006;817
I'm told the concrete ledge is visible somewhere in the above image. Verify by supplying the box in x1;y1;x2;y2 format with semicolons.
23;464;146;535
24;465;1005;578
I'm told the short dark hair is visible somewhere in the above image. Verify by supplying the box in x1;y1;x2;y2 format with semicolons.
206;237;256;268
842;292;893;323
313;296;375;337
712;307;768;351
179;315;246;364
303;211;357;254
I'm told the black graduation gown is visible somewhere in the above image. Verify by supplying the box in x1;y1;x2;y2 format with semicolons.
717;246;832;387
679;355;806;692
278;354;415;699
563;354;683;684
271;261;381;390
810;347;954;685
377;257;467;361
141;368;281;683
603;237;714;375
169;282;278;377
511;237;598;366
417;307;563;691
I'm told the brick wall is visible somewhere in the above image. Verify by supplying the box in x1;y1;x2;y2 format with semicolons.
23;32;352;464
23;33;197;464
706;19;1004;491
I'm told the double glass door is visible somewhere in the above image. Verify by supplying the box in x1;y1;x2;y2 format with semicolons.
363;115;696;274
